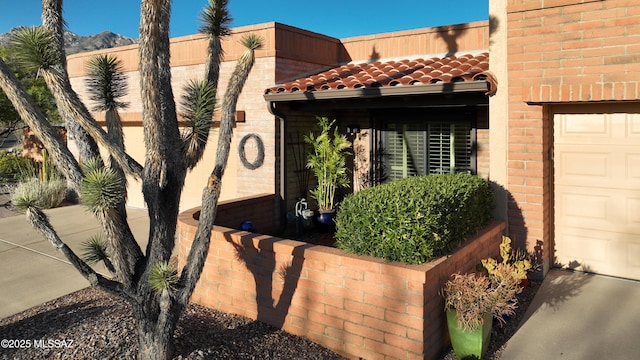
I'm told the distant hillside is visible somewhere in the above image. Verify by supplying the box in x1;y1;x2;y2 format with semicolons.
0;27;137;55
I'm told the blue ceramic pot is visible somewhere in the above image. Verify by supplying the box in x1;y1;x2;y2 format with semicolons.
316;212;336;232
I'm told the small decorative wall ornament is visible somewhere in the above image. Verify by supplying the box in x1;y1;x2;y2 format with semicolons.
238;133;265;170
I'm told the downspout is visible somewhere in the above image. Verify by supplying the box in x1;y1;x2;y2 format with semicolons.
268;100;288;233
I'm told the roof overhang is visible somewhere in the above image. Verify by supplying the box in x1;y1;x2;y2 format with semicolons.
264;80;490;103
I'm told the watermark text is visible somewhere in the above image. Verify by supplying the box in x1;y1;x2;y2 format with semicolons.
1;338;74;349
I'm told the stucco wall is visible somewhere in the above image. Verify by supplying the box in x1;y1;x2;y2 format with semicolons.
65;20;493;213
67;25;280;212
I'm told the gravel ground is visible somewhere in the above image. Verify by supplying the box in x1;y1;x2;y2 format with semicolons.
0;280;540;360
0;187;541;359
0;288;348;360
0;183;19;219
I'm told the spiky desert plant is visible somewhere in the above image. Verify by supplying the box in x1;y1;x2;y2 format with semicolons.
200;0;232;85
9;26;58;73
85;55;128;113
81;160;126;215
85;54;127;170
0;0;262;357
11;27;141;178
148;261;179;292
81;234;115;274
83;54;141;287
181;79;217;168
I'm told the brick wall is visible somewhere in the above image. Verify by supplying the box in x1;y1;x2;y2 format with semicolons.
341;21;489;61
187;193;281;236
178;206;505;360
505;0;640;258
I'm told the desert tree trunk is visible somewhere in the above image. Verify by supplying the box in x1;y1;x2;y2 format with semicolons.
41;0;100;166
0;59;83;191
1;0;262;358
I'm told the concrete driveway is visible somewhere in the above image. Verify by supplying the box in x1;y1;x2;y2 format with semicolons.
501;269;640;360
0;201;149;318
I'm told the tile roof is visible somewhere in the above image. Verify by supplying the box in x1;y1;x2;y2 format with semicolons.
265;52;495;96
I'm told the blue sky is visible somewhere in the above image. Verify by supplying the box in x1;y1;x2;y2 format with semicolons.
0;1;488;39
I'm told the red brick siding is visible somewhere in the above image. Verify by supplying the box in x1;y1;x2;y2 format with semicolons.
341;21;489;61
506;0;640;255
178;206;505;360
508;0;640;103
187;194;281;235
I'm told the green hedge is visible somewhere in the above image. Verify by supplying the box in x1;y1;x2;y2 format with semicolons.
334;174;494;264
0;150;37;177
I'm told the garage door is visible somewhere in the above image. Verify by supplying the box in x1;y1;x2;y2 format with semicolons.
554;108;640;280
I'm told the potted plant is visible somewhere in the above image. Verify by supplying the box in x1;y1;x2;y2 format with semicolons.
304;116;351;229
443;270;521;359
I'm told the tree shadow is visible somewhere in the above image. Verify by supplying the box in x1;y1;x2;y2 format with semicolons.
368;46;380;62
0;299;110;358
227;231;310;330
173;300;347;359
0;300;109;336
489;15;500;47
435;25;468;56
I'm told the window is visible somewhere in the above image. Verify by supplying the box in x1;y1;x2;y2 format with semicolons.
381;112;474;182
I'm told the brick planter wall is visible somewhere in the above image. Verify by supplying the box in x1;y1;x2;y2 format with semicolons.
189;193;281;235
178;206;505;360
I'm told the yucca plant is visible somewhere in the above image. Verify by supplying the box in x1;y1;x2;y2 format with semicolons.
148;261;179;292
0;0;262;358
304;116;352;213
81;234;115;274
81;163;125;214
180;79;217;167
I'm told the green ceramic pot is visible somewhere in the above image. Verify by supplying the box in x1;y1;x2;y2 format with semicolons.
446;310;492;360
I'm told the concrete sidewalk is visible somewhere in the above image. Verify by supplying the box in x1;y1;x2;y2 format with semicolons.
0;204;149;319
501;269;640;360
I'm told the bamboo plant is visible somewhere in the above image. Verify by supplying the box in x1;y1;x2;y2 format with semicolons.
304;116;351;213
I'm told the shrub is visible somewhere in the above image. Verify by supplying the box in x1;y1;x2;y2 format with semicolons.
334;174;494;264
12;177;67;210
0;150;37;178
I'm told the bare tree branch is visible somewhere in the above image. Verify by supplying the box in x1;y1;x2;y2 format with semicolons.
41;68;143;177
41;0;102;163
24;206;126;298
139;0;184;272
179;35;262;303
0;58;83;192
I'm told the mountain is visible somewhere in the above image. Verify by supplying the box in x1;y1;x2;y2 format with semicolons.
0;27;137;55
63;30;137;54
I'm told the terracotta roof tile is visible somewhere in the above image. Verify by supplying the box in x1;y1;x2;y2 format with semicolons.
265;52;492;95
